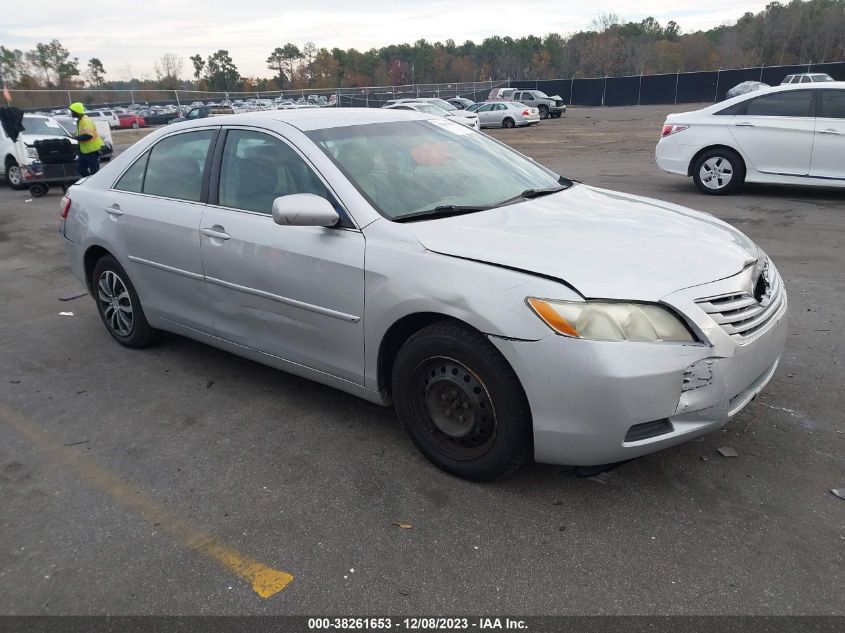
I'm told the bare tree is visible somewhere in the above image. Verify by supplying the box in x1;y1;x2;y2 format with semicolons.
154;53;184;89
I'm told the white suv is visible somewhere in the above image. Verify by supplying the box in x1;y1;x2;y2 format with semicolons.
85;110;119;129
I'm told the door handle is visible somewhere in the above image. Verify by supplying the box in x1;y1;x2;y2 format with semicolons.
201;227;231;240
734;122;755;127
818;128;840;135
105;204;123;216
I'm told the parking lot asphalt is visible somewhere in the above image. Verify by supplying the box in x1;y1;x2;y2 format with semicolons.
0;105;842;615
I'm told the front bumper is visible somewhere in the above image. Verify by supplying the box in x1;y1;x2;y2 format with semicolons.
490;272;788;466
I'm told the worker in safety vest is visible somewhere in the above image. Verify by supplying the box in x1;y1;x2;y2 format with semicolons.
69;102;104;176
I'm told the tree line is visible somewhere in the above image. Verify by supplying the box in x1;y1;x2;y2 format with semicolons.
2;0;844;93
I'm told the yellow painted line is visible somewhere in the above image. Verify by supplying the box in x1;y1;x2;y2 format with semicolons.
0;402;293;598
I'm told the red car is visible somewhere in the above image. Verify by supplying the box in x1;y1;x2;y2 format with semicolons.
117;113;146;129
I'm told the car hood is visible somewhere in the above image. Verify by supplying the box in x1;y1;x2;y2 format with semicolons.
22;133;75;144
404;184;759;300
451;110;478;119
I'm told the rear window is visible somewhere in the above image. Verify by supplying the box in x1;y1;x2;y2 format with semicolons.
745;91;813;117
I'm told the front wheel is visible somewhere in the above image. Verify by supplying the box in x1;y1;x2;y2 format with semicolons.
92;255;161;348
131;121;139;129
691;148;745;195
5;158;26;190
392;321;532;481
538;105;549;120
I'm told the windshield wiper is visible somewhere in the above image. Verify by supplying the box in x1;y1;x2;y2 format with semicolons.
492;185;567;208
392;204;490;223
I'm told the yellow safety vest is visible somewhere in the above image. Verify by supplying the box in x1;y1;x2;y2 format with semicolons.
76;115;104;154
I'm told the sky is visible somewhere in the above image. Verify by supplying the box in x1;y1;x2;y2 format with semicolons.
2;0;771;79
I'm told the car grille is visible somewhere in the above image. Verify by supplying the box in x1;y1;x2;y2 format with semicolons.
695;265;785;342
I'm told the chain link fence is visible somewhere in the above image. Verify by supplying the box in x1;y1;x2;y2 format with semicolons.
5;62;844;112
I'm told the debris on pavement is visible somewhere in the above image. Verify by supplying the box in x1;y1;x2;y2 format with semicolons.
717;447;739;457
58;311;74;317
831;488;845;501
58;291;88;302
392;522;413;529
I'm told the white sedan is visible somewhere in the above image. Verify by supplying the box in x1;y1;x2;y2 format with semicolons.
384;102;480;130
656;82;845;194
61;108;786;480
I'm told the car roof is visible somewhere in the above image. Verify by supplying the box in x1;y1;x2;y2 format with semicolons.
161;107;435;132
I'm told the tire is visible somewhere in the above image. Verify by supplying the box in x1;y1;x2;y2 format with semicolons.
5;157;26;190
502;117;515;129
538;105;549;120
691;148;745;195
29;183;48;197
391;321;533;481
131;121;139;129
91;255;161;348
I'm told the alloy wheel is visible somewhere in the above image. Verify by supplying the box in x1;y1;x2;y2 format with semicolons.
7;164;22;187
97;270;134;336
699;157;734;190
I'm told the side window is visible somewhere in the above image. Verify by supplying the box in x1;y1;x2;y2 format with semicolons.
143;129;214;202
820;90;845;119
746;91;813;117
114;151;149;193
218;129;333;214
477;104;494;112
495;104;507;111
799;76;811;83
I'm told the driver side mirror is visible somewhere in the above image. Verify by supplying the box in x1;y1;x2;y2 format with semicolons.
272;193;340;227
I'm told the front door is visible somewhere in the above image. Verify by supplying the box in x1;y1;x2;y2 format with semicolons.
107;127;217;331
729;89;815;175
199;128;366;383
810;89;845;179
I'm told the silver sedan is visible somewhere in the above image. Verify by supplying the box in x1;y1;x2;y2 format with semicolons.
473;101;540;128
61;108;787;480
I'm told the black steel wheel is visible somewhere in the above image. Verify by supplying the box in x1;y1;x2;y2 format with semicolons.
392;321;532;480
502;117;515;129
29;183;48;197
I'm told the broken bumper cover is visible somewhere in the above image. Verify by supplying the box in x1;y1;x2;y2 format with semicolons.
490;304;787;466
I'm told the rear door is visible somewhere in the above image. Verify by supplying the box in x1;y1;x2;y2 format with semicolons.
729;89;815;175
107;127;217;331
810;89;845;179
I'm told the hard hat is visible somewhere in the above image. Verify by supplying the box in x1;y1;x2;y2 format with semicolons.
69;102;85;114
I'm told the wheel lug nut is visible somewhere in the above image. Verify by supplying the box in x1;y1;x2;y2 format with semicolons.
463;403;469;409
458;416;464;423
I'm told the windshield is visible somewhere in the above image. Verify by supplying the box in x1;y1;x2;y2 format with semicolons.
22;116;68;136
426;98;457;111
533;91;549;99
307;119;569;221
408;103;449;116
812;74;834;82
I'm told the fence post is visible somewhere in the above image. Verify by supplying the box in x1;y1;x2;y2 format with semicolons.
759;64;764;82
174;90;181;108
674;69;680;104
570;76;574;106
601;75;607;107
67;89;72;105
637;73;642;106
130;89;134;106
714;69;721;103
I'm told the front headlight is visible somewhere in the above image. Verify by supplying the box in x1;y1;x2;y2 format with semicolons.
527;298;695;343
26;147;38;159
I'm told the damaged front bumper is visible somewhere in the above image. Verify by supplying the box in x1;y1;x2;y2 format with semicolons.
489;272;788;466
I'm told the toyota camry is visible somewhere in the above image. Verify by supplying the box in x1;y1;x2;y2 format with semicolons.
61;108;787;480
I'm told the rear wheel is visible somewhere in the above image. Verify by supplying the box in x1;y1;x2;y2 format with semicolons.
131;121;139;129
692;148;745;195
538;105;549;120
5;157;26;190
92;255;161;348
502;117;515;129
392;321;532;481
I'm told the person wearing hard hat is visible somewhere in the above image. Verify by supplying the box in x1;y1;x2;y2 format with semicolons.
69;102;104;176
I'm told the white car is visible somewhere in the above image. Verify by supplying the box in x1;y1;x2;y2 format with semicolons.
780;73;834;85
61;108;786;480
87;110;120;129
656;82;845;194
385;102;480;130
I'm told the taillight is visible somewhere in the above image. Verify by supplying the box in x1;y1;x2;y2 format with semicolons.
661;123;689;138
523;109;530;116
60;196;71;219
